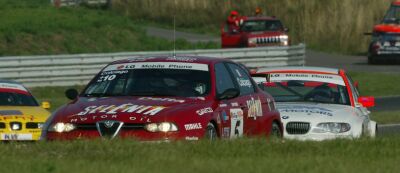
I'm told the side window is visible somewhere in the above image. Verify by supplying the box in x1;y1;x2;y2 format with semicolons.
346;75;359;104
214;63;236;95
226;63;255;95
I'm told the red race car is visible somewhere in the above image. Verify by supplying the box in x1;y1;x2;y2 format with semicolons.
367;1;400;64
42;56;282;141
221;16;290;48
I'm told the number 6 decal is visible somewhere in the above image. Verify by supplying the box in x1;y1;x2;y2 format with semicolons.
230;108;244;138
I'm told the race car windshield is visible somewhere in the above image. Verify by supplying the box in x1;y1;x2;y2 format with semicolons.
0;92;39;106
83;64;211;98
260;80;350;105
383;5;400;24
241;20;283;32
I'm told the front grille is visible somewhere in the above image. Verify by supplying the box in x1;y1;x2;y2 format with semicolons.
0;122;5;129
256;36;281;44
286;122;310;135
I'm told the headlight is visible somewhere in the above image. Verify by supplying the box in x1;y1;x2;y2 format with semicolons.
38;123;44;129
48;123;76;133
144;122;178;132
312;122;351;133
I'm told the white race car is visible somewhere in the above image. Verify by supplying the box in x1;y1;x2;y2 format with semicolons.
252;66;377;140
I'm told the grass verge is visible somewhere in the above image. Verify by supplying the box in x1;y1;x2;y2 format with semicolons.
0;137;399;173
0;0;218;56
348;71;400;97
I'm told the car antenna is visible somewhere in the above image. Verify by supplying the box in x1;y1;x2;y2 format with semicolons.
173;14;176;58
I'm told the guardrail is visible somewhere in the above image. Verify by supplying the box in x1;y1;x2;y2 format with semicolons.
0;44;305;87
51;0;108;7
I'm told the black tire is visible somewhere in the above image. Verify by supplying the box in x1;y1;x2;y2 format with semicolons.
205;122;218;140
270;122;282;139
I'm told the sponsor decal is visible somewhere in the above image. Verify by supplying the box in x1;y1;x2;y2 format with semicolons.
138;97;185;103
103;62;209;72
69;114;151;123
196;107;213;116
166;56;197;62
221;111;229;123
231;102;239;107
0;83;27;92
219;103;228;107
223;127;230;138
247;97;263;119
100;70;128;76
230;108;244;138
76;104;166;116
237;78;252;88
235;69;242;77
216;114;221;124
0;115;35;121
269;73;345;86
185;136;199;140
278;105;333;116
184;123;202;131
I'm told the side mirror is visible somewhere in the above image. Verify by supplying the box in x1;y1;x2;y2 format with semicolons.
41;101;51;109
217;88;240;100
358;96;375;108
65;89;79;100
354;81;359;89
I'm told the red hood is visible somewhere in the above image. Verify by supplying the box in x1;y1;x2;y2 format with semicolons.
54;96;211;124
374;24;400;33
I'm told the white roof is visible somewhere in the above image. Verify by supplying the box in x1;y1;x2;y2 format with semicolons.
256;66;340;74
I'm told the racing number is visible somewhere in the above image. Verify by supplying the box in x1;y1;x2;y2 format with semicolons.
230;108;244;138
97;75;116;82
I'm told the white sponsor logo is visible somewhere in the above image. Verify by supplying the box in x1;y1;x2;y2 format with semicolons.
269;73;345;86
231;102;239;107
237;78;252;88
247;97;263;119
103;62;209;72
77;104;166;116
184;123;202;130
196;107;213;115
138;97;185;103
185;136;199;140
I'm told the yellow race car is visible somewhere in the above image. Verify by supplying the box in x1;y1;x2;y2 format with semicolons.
0;80;51;141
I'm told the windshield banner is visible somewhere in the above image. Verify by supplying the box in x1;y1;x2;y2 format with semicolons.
0;83;27;92
103;62;209;72
267;73;345;86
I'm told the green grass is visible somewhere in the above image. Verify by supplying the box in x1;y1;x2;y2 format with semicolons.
0;0;218;56
0;137;399;173
371;111;400;124
349;72;400;97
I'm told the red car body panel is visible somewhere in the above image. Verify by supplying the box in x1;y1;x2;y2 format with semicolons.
44;56;282;141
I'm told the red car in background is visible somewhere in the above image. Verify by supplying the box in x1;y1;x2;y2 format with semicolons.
221;16;290;48
42;56;282;141
367;1;400;64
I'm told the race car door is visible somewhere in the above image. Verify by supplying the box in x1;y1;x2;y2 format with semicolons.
214;62;246;139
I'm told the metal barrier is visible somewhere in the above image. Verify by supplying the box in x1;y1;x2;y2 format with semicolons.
0;44;305;87
51;0;108;7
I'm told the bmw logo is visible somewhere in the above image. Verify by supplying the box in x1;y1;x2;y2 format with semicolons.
282;116;289;119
